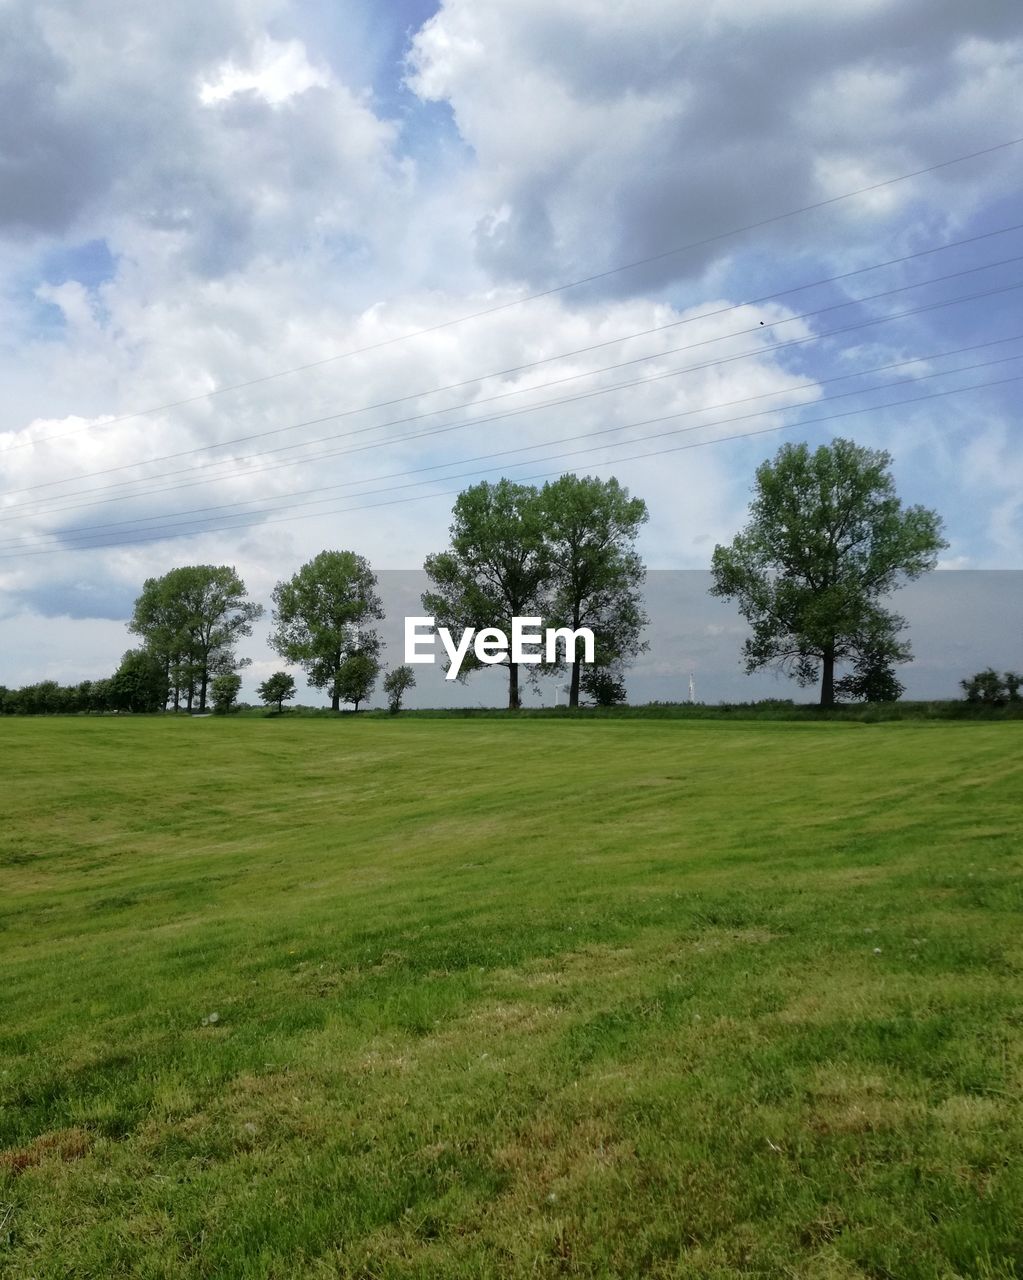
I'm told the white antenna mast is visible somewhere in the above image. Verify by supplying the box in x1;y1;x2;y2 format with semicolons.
688;672;696;703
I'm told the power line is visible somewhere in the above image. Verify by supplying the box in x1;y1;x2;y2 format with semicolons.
8;276;1021;524
6;134;1021;444
4;335;1019;545
6;218;1020;459
4;366;1016;559
6;339;1018;549
7;258;1021;510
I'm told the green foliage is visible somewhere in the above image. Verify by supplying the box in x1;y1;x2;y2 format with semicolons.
333;650;380;712
257;671;297;713
210;673;242;714
833;614;908;703
538;474;648;706
0;678;112;715
382;664;416;714
580;664;628;706
423;475;650;709
424;480;551;709
110;648;170;713
129;565;261;711
270;550;383;711
961;668;1023;707
711;438;946;707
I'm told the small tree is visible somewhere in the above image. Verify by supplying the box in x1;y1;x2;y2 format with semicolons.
960;669;1022;707
211;672;242;714
257;671;296;713
383;665;416;714
581;664;628;707
334;651;380;712
833;616;907;703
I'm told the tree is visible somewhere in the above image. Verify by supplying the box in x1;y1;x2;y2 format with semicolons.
88;678;113;713
423;480;550;709
538;474;648;707
833;614;908;703
129;565;261;711
960;669;1022;707
710;439;946;707
581;664;628;707
270;551;383;712
334;651;380;712
383;664;416;714
211;672;242;714
109;648;170;713
257;671;296;713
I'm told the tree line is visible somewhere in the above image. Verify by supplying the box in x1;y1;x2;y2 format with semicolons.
5;441;1008;714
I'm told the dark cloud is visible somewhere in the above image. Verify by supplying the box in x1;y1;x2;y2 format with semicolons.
13;576;136;622
410;0;1023;293
0;0;400;278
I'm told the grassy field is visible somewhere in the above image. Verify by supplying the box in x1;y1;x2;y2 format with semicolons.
1;717;1021;1278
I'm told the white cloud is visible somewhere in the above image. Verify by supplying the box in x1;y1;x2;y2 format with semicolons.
0;0;1019;695
408;0;1023;286
198;36;330;106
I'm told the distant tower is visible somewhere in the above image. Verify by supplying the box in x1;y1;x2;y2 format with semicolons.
688;672;696;703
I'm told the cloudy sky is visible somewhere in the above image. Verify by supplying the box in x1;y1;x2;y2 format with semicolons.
1;0;1021;703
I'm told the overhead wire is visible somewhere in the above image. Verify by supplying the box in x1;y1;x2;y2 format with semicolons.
4;363;1017;558
6;133;1020;448
6;258;1021;513
3;218;1019;462
4;335;1021;548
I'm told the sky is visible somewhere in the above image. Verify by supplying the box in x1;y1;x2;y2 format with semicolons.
0;0;1021;705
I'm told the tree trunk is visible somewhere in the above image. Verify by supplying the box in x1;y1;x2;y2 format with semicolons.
568;660;580;708
820;644;836;708
199;671;209;712
508;660;520;710
331;690;340;712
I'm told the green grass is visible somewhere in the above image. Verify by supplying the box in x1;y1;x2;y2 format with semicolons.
1;717;1021;1278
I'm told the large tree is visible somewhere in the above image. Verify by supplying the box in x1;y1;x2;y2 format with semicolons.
423;479;550;709
129;565;262;711
538;474;649;707
269;551;383;712
710;438;946;707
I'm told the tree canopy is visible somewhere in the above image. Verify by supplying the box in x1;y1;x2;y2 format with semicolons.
539;474;648;707
129;565;262;711
334;651;380;712
423;480;551;709
257;672;297;713
383;665;416;714
423;476;650;708
710;438;946;706
269;550;383;712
